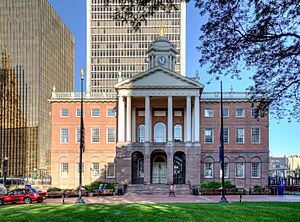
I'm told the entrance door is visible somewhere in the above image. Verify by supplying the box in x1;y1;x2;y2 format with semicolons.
152;161;167;184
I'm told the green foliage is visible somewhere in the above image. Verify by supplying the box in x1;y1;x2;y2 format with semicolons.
47;187;62;192
84;180;115;192
201;181;236;189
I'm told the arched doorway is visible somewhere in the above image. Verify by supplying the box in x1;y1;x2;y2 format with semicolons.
173;151;186;184
131;152;144;184
151;150;167;184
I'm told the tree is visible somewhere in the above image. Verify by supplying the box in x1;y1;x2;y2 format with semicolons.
108;0;300;121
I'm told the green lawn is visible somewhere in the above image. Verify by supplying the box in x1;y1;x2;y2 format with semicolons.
0;202;299;222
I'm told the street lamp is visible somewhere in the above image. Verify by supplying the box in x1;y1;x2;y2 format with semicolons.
3;156;8;186
76;68;86;204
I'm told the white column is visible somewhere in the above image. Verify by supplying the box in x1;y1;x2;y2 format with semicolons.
132;108;136;143
126;96;132;142
194;96;200;142
186;96;191;142
192;106;195;142
168;96;173;143
145;96;150;142
118;96;125;142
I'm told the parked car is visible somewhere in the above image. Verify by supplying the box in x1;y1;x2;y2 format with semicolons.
0;188;47;205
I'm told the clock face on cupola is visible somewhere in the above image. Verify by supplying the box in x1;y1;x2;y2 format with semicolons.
147;27;177;71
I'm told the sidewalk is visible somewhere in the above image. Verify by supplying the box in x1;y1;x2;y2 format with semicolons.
44;194;300;204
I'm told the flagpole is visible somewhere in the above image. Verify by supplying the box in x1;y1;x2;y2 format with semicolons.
219;81;228;203
76;68;86;204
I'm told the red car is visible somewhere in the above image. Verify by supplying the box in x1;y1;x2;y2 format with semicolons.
0;188;47;205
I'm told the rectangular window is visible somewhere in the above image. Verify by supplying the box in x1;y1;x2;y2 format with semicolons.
76;108;84;117
107;128;115;143
138;111;145;116
106;162;115;178
75;128;80;143
223;128;229;144
204;128;214;143
251;163;260;178
91;128;100;143
220;108;229;117
252;128;260;144
76;163;84;173
91;108;100;117
251;108;261;118
91;162;100;178
236;108;245;117
220;162;229;178
60;163;68;173
107;108;116;117
204;163;213;178
235;163;245;178
60;128;69;143
60;108;69;117
236;128;244;144
204;108;214;117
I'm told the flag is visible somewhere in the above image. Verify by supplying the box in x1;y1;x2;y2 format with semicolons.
80;114;85;153
218;128;223;162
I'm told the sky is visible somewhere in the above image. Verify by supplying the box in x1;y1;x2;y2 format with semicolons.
48;0;299;156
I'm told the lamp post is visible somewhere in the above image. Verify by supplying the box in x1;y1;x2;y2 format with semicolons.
3;156;8;186
76;68;86;204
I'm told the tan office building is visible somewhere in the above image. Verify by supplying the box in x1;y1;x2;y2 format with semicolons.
0;0;74;178
86;0;186;94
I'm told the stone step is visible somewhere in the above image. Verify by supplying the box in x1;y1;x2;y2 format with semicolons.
125;184;191;195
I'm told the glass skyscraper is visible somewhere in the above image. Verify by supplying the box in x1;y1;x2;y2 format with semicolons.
0;0;74;178
87;0;186;93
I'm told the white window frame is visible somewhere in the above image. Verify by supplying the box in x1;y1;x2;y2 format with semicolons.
60;128;69;144
204;128;214;144
91;128;100;143
154;122;167;143
204;108;214;117
220;108;229;117
91;162;100;178
60;108;69;117
236;108;245;117
107;108;116;117
251;108;261;118
251;128;261;144
236;128;244;144
251;162;261;178
106;128;116;143
204;163;213;178
235;163;245;178
106;162;115;178
138;124;145;143
59;162;69;178
174;124;183;142
220;162;229;178
223;128;229;144
75;128;80;143
91;108;100;117
76;108;84;117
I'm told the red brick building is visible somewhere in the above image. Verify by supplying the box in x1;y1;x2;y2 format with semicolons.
50;36;269;191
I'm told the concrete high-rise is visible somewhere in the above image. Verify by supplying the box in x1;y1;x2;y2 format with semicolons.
86;0;186;93
0;0;74;178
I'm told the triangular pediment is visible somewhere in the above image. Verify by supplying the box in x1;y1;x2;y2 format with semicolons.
115;66;204;90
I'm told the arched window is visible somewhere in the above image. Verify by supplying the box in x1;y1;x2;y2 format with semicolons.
154;122;166;142
138;124;145;143
174;124;182;142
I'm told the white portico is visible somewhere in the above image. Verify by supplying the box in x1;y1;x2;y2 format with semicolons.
115;36;204;187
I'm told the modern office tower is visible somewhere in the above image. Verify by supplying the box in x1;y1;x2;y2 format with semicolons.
87;0;186;93
0;0;74;178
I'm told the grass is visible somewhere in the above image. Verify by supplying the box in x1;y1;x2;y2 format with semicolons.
0;202;299;222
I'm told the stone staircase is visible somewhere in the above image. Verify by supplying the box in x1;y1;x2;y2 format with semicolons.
125;184;191;195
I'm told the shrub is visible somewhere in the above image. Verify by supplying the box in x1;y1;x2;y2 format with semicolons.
201;181;236;189
201;181;221;189
85;181;115;192
47;187;62;192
